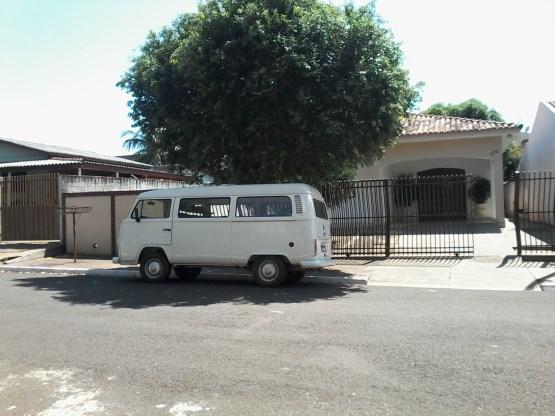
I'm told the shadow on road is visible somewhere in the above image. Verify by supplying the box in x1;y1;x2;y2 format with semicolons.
13;272;366;309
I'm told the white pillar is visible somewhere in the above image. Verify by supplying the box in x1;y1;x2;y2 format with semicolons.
490;147;505;228
115;172;120;178
77;168;82;176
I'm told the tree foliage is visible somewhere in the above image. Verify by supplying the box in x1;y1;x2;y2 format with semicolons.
118;0;419;185
503;141;522;181
424;99;504;122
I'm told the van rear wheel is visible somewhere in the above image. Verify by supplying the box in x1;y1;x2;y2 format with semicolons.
140;252;170;283
252;257;287;287
174;266;202;280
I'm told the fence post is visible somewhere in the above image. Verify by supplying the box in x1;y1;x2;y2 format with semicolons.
513;171;522;256
384;179;391;257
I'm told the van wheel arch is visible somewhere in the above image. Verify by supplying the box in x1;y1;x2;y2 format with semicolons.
139;247;171;283
248;255;291;269
139;247;169;263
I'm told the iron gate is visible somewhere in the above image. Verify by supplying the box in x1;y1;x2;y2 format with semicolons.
321;175;475;258
513;171;555;257
0;173;60;241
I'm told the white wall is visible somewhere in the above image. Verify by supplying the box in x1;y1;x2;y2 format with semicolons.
65;196;111;256
64;192;140;257
519;102;555;172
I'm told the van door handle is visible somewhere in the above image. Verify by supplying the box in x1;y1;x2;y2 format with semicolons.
162;228;172;232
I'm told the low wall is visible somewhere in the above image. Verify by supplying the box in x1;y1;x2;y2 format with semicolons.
61;175;189;193
63;191;141;257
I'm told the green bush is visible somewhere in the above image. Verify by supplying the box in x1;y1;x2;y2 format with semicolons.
469;177;491;204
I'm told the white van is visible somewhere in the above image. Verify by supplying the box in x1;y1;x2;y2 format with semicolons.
113;184;334;286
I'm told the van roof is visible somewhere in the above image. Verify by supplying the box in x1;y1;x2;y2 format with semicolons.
139;183;323;199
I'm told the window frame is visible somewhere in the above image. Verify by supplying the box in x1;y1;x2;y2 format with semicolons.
176;197;231;219
234;195;294;219
131;199;173;220
313;198;328;220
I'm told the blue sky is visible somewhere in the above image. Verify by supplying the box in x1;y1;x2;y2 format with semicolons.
1;0;553;156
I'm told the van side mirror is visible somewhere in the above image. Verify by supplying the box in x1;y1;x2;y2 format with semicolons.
133;207;141;222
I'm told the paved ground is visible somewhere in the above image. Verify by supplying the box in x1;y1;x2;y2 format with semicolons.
1;270;554;415
3;253;552;291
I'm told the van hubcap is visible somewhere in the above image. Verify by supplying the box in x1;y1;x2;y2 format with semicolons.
260;261;278;281
146;259;162;278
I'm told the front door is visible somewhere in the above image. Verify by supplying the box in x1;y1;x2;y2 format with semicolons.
417;168;467;221
119;198;173;261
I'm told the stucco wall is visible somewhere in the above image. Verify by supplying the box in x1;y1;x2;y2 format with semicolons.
64;192;140;257
519;102;555;172
65;196;111;256
357;136;505;225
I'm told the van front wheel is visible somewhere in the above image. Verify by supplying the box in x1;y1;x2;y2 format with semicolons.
252;257;287;287
140;252;170;283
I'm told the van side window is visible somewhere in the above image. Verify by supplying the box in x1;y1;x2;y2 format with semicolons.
313;199;328;219
178;198;230;218
131;199;172;219
236;196;292;217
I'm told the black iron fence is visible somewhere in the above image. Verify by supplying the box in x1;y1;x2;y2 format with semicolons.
321;175;475;258
513;171;555;257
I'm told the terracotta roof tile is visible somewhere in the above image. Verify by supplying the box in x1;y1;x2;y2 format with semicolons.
402;114;520;136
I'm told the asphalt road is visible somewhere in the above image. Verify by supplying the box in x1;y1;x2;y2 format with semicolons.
0;271;554;416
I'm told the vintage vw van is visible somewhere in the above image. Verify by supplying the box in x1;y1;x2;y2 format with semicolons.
113;184;333;286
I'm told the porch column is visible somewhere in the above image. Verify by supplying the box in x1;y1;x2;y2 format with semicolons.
77;168;82;176
490;149;504;227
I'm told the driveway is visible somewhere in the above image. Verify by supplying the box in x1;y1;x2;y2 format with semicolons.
1;271;554;415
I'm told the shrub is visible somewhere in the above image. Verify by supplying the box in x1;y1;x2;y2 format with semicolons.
469;177;491;204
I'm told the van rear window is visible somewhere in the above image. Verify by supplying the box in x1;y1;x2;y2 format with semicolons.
178;198;230;218
313;199;328;219
236;196;292;217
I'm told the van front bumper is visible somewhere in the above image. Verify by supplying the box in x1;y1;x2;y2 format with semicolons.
300;259;335;269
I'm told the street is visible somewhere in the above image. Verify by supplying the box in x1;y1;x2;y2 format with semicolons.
0;271;554;416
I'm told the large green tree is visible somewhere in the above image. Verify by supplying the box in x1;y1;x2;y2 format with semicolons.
424;98;504;122
119;0;419;184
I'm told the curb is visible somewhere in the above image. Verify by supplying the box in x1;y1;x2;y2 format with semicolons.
0;265;367;285
0;265;140;278
2;244;65;265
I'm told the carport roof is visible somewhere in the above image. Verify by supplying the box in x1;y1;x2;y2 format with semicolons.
402;114;521;137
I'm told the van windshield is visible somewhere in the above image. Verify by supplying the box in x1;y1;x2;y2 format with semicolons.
313;199;328;219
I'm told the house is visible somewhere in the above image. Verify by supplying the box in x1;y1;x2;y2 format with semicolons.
0;136;187;180
357;114;526;227
0;136;193;242
518;101;555;172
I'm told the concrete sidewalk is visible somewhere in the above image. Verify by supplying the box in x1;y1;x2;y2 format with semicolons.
1;254;553;291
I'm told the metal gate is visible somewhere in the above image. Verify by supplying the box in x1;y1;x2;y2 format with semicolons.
321;175;475;258
0;173;60;241
513;171;555;257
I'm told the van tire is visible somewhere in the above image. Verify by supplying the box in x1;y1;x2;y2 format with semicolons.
287;271;306;283
174;266;202;280
252;256;287;287
140;252;171;283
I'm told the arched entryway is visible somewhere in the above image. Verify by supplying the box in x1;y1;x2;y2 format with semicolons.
417;168;467;221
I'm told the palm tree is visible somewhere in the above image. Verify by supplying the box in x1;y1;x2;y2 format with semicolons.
121;130;164;165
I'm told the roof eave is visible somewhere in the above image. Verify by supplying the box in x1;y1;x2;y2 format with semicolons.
399;127;522;143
